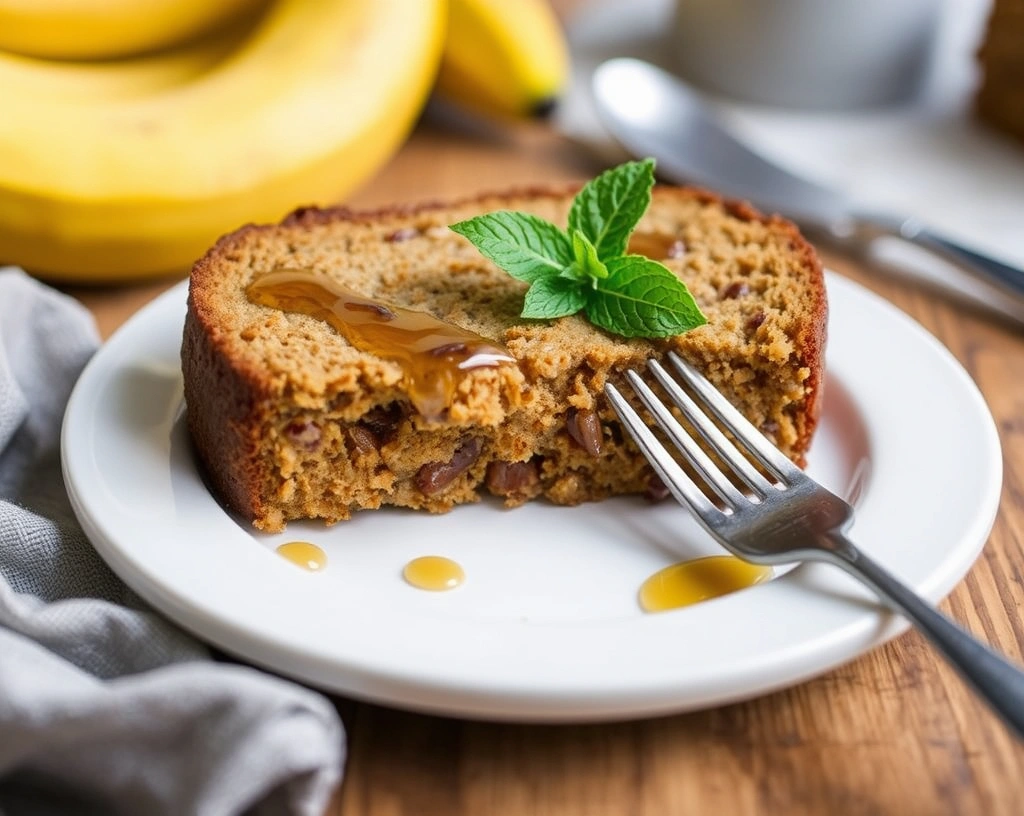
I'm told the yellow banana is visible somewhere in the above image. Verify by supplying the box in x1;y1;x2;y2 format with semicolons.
0;0;266;60
0;0;447;282
0;21;253;103
435;0;569;119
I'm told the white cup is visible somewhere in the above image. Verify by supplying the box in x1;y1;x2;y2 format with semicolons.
669;0;942;109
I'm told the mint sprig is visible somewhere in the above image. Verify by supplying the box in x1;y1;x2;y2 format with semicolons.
450;158;707;339
568;157;655;260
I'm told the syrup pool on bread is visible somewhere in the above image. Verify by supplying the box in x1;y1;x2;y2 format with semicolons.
246;269;516;421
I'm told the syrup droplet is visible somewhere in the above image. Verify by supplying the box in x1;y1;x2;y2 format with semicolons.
247;269;515;420
627;232;686;260
639;555;771;612
403;555;465;591
276;540;327;572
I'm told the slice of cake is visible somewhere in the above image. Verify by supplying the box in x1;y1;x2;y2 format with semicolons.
182;185;827;531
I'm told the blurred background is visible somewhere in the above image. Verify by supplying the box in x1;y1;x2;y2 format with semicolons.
0;0;1020;318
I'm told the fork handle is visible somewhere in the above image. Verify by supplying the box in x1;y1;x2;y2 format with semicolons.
822;532;1024;740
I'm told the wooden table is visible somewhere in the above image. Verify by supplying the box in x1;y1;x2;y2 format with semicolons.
65;110;1024;815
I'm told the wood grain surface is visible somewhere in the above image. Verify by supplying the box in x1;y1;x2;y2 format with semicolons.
64;35;1024;816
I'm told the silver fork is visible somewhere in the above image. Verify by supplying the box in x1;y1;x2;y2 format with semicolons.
605;351;1024;739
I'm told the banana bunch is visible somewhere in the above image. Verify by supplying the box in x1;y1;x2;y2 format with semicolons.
0;0;568;281
0;0;266;60
435;0;569;120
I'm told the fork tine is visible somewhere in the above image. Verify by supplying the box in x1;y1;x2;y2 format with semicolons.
667;352;803;484
646;359;776;497
604;382;722;520
624;370;748;509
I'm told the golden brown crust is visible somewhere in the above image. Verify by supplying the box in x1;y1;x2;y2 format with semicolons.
182;299;267;523
184;185;827;531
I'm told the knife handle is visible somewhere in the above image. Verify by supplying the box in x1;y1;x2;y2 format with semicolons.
891;217;1024;299
825;213;1024;327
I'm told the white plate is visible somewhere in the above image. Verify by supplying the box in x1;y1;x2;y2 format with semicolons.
62;273;1001;722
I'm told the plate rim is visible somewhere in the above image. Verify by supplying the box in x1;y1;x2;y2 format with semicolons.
61;272;1003;722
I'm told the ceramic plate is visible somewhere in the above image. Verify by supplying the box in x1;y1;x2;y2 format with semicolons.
62;273;1001;721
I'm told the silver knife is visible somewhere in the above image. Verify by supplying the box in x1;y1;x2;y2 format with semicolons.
590;58;1024;327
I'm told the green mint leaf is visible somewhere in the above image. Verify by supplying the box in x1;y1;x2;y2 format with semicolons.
451;159;706;341
522;276;588;319
567;229;609;281
585;255;707;338
450;211;572;283
568;158;655;261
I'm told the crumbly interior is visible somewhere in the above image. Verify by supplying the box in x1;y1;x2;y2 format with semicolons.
183;187;826;531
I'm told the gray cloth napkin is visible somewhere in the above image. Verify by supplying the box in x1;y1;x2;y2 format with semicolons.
0;269;345;816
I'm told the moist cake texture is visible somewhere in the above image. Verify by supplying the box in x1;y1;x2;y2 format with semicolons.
182;185;827;531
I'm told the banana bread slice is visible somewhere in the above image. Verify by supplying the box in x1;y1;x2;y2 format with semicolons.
182;185;827;532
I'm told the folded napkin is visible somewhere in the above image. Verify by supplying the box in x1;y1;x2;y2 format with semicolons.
0;269;344;816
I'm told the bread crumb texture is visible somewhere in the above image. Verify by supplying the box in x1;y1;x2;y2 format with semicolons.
183;186;827;531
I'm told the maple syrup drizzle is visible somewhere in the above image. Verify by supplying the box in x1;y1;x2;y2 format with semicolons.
276;540;327;572
638;556;771;613
627;232;687;260
402;555;465;591
247;269;515;420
